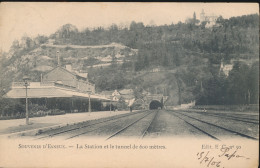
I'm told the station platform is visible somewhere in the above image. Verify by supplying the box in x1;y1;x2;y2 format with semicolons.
0;110;132;137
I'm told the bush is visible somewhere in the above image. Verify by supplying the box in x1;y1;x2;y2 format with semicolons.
29;104;48;114
0;98;25;117
49;109;66;115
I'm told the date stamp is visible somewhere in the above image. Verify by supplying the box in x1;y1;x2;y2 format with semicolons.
197;144;250;168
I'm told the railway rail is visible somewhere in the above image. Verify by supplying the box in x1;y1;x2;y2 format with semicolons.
168;110;258;141
181;110;259;124
169;112;220;140
105;110;158;140
177;111;258;140
33;109;257;140
36;110;149;140
141;110;159;139
65;110;155;140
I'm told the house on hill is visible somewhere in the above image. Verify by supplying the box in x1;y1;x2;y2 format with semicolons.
199;9;219;28
219;61;233;76
119;89;135;104
119;89;133;95
42;65;95;93
99;89;135;110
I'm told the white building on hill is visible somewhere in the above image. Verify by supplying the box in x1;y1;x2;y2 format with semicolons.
200;9;219;28
220;61;233;76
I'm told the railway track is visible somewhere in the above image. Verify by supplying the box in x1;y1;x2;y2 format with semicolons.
169;112;220;140
105;110;158;140
34;109;257;140
181;110;259;124
66;110;158;140
168;110;257;140
35;110;149;140
141;110;159;139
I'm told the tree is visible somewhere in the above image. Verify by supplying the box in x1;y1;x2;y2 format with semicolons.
21;36;35;49
246;61;259;104
34;35;48;45
10;40;20;50
193;12;197;21
227;61;250;104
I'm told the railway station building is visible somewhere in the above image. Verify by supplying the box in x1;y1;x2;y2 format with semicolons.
4;65;111;115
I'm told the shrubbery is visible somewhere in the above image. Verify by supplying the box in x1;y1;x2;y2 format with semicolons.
0;98;25;117
49;109;66;115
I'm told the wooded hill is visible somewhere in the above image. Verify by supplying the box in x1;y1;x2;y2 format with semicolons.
0;14;259;108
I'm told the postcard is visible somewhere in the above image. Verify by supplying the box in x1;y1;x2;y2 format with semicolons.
0;2;259;168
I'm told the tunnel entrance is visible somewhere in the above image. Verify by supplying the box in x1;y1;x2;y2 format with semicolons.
149;100;162;110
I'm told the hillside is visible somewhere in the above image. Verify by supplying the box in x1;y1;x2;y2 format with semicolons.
0;14;259;106
0;41;137;91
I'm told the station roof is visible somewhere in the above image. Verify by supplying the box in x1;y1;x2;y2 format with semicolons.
4;83;111;101
4;88;70;99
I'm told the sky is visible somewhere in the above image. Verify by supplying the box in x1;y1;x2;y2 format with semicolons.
0;2;258;52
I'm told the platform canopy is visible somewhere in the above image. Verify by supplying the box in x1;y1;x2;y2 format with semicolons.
3;82;111;101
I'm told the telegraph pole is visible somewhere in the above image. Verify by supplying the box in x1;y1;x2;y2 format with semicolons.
57;51;60;66
110;97;112;113
23;76;30;125
88;91;91;115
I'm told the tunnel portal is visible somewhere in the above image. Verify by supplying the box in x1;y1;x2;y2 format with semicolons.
149;100;162;110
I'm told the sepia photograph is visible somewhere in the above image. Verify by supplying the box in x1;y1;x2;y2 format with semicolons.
0;2;259;168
